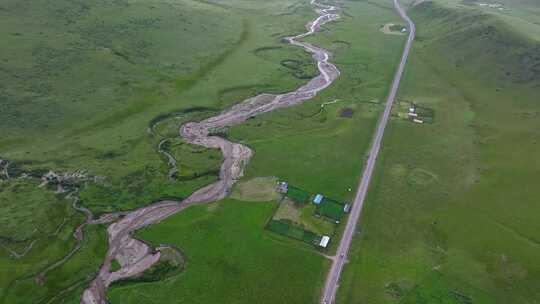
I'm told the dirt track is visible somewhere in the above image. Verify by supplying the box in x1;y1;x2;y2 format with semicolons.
81;1;341;303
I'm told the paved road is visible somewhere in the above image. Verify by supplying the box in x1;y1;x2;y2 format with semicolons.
320;0;416;303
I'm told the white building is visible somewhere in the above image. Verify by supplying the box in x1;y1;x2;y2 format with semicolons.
319;236;330;248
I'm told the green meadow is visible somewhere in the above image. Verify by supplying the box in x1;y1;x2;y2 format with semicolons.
108;0;408;301
0;0;408;302
0;0;317;215
0;0;316;301
108;200;329;304
338;0;540;303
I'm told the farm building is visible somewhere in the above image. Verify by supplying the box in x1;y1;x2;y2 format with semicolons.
398;101;434;124
313;194;324;205
319;236;330;248
276;181;289;193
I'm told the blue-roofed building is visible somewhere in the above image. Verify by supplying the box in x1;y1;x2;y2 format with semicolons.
276;181;289;194
313;194;324;205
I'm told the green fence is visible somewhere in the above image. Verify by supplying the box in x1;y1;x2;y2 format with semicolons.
316;197;345;221
286;186;311;204
267;219;320;245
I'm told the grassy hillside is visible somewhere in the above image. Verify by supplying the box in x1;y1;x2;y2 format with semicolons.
415;0;540;41
0;0;239;139
0;0;322;215
338;1;540;303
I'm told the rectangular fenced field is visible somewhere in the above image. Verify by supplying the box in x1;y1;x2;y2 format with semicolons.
286;186;311;204
265;184;347;247
317;198;345;221
267;219;320;245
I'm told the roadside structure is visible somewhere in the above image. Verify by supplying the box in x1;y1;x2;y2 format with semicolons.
313;194;324;204
268;183;348;248
319;236;331;248
277;181;289;193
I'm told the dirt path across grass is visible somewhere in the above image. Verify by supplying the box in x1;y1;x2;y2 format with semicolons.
81;1;342;303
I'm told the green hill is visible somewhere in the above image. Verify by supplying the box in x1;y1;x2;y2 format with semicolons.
338;1;540;303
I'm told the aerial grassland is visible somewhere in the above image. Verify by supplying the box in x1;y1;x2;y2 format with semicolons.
229;0;406;201
0;0;318;302
105;0;408;302
338;0;540;303
0;0;409;301
0;0;318;215
108;200;330;304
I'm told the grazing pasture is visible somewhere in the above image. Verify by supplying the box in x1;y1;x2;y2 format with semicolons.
338;0;540;303
108;200;330;304
105;0;407;302
0;0;407;302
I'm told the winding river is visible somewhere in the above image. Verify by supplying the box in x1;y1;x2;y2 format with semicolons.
82;1;341;302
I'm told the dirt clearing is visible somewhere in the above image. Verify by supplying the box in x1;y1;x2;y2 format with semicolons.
230;177;280;202
380;23;406;35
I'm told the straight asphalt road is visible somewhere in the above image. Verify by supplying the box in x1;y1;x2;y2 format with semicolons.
320;0;416;303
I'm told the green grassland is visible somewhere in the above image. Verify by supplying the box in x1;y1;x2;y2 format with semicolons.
0;224;107;303
317;197;346;222
273;198;336;236
338;0;540;303
0;0;410;302
230;177;282;202
0;179;107;303
0;0;320;302
0;179;71;242
228;0;406;201
104;0;408;302
108;200;330;304
0;0;317;214
415;0;540;41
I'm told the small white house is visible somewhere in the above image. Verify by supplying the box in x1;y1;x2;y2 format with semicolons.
313;194;324;205
319;236;330;248
413;119;424;124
